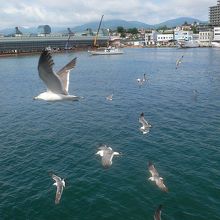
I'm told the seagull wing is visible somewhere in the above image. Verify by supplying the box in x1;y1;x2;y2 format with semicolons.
148;162;159;177
176;58;180;67
154;205;162;220
156;178;168;192
139;116;149;128
38;50;67;95
57;57;77;93
52;174;62;182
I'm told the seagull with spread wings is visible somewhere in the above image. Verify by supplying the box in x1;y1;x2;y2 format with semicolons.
148;161;168;192
106;94;113;101
176;55;184;69
96;145;120;168
51;174;65;204
34;49;80;101
137;73;147;86
139;112;151;134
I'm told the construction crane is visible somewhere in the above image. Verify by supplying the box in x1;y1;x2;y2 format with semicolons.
93;15;104;47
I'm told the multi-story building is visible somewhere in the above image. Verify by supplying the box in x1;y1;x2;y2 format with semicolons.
144;31;158;45
213;27;220;41
209;0;220;26
174;30;193;41
157;34;174;43
199;31;214;46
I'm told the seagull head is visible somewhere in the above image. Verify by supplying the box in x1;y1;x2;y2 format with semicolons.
33;96;39;100
33;92;48;100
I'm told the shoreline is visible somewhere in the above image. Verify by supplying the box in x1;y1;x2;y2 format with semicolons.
0;47;89;58
0;45;214;57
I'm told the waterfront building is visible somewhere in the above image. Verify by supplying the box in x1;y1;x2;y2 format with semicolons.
174;30;193;41
144;31;157;45
209;0;220;26
192;34;199;41
213;27;220;41
0;32;109;53
199;31;214;46
197;23;213;32
157;34;174;44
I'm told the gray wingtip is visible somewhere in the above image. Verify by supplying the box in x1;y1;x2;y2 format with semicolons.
38;49;54;69
148;161;153;168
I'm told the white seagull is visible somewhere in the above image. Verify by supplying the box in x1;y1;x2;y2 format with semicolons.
96;145;120;168
51;174;65;204
154;204;163;220
106;94;113;101
176;55;184;69
139;112;151;134
34;49;80;101
148;161;168;192
136;73;147;86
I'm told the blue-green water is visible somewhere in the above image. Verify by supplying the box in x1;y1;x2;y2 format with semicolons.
0;48;220;220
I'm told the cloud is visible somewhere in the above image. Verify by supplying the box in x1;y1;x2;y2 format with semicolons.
0;0;217;28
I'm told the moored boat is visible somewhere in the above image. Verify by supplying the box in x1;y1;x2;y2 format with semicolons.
88;46;123;55
178;40;199;48
211;41;220;48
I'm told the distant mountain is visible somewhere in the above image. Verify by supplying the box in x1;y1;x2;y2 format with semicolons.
0;17;207;35
71;17;206;31
72;19;153;31
154;17;207;28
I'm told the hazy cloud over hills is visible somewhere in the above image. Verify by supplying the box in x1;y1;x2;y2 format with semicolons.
0;0;216;29
0;17;205;34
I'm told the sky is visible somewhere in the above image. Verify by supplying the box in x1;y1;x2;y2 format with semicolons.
0;0;218;29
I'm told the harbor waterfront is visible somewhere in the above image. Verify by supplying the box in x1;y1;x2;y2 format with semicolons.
0;34;109;54
0;48;220;219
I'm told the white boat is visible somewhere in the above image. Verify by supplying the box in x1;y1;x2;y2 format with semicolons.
211;42;220;48
88;47;124;55
178;40;199;48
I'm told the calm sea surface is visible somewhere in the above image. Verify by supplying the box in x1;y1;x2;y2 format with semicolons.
0;48;220;220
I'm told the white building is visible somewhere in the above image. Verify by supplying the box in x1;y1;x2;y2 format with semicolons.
145;31;158;45
213;27;220;41
157;34;174;43
199;31;214;46
174;30;193;41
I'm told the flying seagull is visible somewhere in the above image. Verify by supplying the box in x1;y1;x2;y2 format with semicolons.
34;49;80;101
176;55;184;69
148;161;168;192
106;94;113;101
154;205;163;220
137;73;147;86
139;112;151;134
51;174;65;204
96;145;120;168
